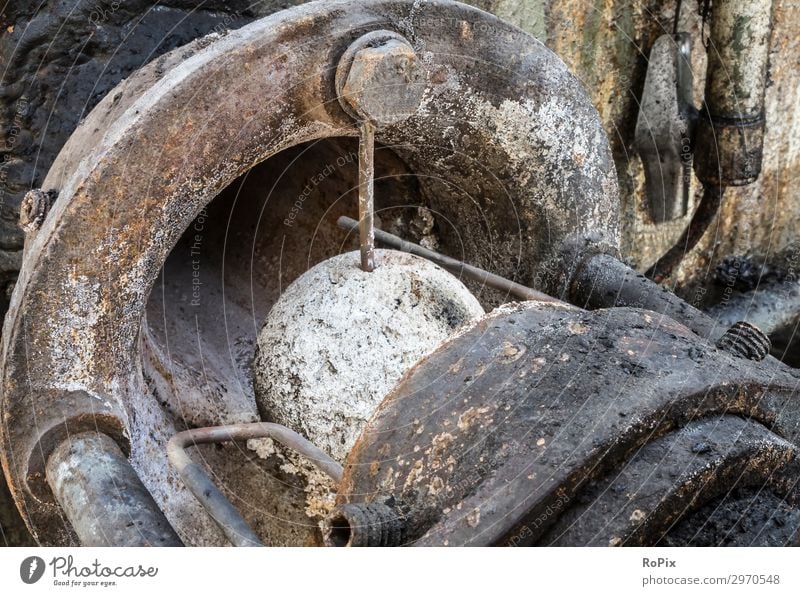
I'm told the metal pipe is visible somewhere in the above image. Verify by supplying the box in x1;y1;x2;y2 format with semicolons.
336;216;562;304
46;432;182;547
572;252;722;340
571;252;772;360
694;0;773;186
167;422;343;547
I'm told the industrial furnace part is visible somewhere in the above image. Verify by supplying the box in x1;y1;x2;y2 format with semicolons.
0;0;615;544
167;423;343;547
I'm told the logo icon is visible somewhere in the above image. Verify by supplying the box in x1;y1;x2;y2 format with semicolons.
20;556;45;584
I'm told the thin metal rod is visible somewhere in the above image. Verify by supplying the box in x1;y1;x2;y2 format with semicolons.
358;120;376;272
167;422;343;547
673;0;683;35
337;215;562;304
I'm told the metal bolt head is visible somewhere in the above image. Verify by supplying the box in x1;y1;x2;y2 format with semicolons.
337;32;425;127
19;189;56;233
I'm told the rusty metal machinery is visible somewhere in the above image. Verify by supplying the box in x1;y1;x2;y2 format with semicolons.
334;303;800;546
0;0;799;548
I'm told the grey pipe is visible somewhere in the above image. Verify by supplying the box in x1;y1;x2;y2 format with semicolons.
46;432;182;547
337;216;561;304
694;0;773;186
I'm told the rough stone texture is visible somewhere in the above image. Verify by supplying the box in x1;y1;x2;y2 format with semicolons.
254;249;484;463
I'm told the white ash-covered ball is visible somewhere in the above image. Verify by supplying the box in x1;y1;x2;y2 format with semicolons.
254;249;483;462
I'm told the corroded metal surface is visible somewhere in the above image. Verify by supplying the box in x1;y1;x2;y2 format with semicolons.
1;0;797;313
2;0;797;548
693;0;772;186
337;302;800;545
1;0;617;544
542;416;800;546
336;30;425;127
46;432;182;547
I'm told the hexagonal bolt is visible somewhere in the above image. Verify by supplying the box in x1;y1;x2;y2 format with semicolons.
335;31;425;272
336;30;425;128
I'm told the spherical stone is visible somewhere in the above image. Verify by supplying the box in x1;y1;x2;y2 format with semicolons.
254;249;484;462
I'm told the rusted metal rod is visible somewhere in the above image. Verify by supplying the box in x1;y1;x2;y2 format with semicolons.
357;121;376;272
46;432;183;547
337;215;561;303
167;422;343;547
573;251;722;340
